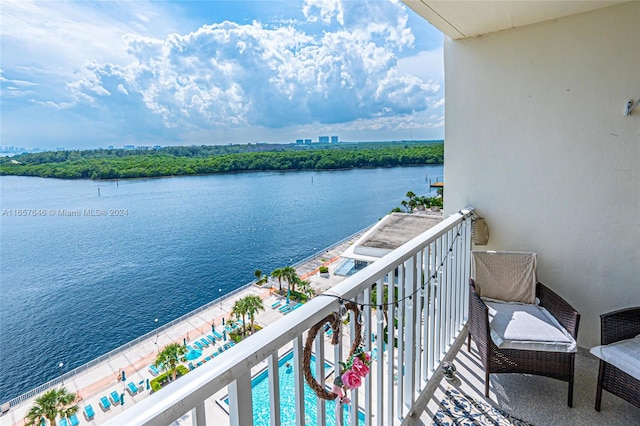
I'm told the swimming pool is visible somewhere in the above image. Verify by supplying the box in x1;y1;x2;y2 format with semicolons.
224;351;364;426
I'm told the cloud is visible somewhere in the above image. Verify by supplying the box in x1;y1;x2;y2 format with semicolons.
303;0;345;25
68;1;439;130
1;0;445;148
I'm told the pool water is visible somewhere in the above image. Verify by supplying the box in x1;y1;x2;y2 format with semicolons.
225;351;365;426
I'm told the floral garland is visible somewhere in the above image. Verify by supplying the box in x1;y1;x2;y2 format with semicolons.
302;302;373;426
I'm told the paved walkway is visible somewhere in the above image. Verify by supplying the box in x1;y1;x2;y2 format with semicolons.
0;232;362;426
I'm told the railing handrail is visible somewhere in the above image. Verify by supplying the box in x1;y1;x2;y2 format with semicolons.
2;223;375;408
106;209;473;426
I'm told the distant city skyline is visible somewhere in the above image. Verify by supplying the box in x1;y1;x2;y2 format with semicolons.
0;0;444;150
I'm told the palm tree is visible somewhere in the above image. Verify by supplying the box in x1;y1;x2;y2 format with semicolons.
232;299;248;335
242;295;265;333
254;269;262;283
297;278;315;299
154;343;187;381
271;268;285;293
282;265;298;293
25;387;78;426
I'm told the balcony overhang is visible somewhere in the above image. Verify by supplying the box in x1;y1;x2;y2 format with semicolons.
402;0;629;39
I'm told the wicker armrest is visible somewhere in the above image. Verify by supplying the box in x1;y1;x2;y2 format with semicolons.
468;280;490;349
536;282;580;339
601;306;640;345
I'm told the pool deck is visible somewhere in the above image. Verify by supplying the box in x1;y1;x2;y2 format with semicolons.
0;234;360;426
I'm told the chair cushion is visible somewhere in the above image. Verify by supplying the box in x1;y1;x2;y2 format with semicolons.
485;300;577;352
472;251;537;304
590;335;640;381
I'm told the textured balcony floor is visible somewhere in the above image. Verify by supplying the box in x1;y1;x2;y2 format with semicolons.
405;327;640;425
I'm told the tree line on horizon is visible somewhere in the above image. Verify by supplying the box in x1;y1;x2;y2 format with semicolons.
0;142;443;180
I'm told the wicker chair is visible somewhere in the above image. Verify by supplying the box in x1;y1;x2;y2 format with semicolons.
594;307;640;411
467;251;581;407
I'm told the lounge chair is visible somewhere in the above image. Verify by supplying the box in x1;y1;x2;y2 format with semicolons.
468;251;580;407
188;362;195;370
148;364;160;376
109;390;120;405
271;301;281;309
197;361;203;367
207;334;216;343
99;396;111;411
223;343;230;350
293;303;303;310
127;381;138;395
229;341;235;346
592;306;640;410
68;413;80;426
57;417;69;426
193;341;204;350
205;356;212;361
83;404;95;420
213;352;219;357
199;338;209;347
213;330;223;340
218;347;224;354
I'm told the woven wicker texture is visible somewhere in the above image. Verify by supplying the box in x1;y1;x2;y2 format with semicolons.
595;306;640;411
468;280;580;407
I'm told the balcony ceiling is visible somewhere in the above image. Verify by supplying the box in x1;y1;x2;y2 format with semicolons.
403;0;629;39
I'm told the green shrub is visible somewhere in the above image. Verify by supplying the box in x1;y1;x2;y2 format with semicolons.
150;365;190;392
318;266;329;273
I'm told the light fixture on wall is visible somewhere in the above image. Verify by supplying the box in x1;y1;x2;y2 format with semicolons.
624;98;640;116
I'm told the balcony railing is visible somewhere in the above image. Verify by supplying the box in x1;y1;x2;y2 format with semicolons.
106;208;474;426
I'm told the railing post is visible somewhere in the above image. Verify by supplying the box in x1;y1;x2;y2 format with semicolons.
349;307;359;426
193;401;205;426
363;287;372;426
396;262;405;420
375;278;385;426
386;270;395;426
268;352;281;426
314;332;326;426
228;371;253;426
293;337;305;426
403;255;416;412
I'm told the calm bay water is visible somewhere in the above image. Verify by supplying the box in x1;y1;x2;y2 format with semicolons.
0;165;442;402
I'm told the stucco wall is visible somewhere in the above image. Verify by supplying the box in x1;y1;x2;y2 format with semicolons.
443;2;640;347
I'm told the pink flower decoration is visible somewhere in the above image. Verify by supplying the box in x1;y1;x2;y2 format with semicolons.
341;369;362;389
351;357;370;377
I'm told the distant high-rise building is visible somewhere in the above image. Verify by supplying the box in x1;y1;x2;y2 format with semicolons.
330;136;338;144
304;139;312;144
319;136;329;144
296;139;304;144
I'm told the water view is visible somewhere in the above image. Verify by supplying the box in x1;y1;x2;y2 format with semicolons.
0;165;442;402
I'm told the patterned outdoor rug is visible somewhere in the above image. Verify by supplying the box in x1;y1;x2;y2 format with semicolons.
432;388;534;425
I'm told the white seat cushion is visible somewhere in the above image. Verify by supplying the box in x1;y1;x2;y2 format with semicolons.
590;335;640;381
485;300;577;353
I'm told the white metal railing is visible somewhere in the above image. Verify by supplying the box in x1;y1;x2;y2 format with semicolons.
106;208;474;426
